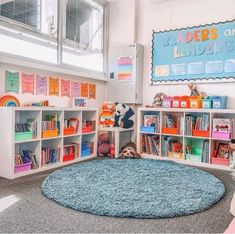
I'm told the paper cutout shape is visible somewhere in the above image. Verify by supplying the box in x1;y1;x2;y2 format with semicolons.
89;83;96;99
49;77;59;96
225;59;235;73
205;61;224;74
0;95;20;107
5;70;19;93
171;64;187;76
81;82;88;98
61;79;71;97
155;65;170;77
22;73;35;94
187;62;205;75
36;75;47;96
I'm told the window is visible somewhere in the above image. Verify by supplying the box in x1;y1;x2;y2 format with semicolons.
0;0;106;74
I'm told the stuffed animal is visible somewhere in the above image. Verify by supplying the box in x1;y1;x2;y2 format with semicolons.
109;144;115;158
119;142;140;159
98;132;111;157
188;83;207;98
99;102;115;127
114;103;135;129
152;92;165;107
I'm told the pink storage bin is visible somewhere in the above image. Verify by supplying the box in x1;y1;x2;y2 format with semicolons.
14;162;32;174
211;131;231;139
162;96;172;108
211;157;229;166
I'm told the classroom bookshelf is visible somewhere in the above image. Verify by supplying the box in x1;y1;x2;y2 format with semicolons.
137;107;235;171
0;107;98;179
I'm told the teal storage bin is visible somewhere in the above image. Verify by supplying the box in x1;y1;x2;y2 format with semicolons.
185;148;202;162
212;96;227;109
202;97;212;109
15;132;33;141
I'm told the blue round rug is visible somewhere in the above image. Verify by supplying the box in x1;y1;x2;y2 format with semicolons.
41;159;225;218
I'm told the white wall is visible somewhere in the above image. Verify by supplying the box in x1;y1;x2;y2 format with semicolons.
0;63;105;108
109;0;235;108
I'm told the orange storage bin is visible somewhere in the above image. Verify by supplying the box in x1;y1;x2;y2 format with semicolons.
192;130;210;137
82;126;93;133
172;96;180;108
211;157;229;166
64;127;76;136
190;96;202;109
42;129;58;138
162;127;179;135
179;96;190;108
168;151;184;160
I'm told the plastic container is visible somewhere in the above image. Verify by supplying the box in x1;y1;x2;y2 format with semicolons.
42;129;59;138
63;127;76;136
211;157;230;166
162;127;179;135
141;126;156;133
14;162;32;173
190;96;202;109
172;96;181;108
202;97;212;109
82;126;93;133
212;96;227;109
211;131;231;139
81;143;91;157
15;131;33;141
179;96;190;108
192;130;210;137
63;154;75;162
162;96;172;108
168;152;184;160
185;148;202;162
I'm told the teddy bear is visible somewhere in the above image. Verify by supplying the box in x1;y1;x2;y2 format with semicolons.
97;132;111;157
114;103;135;129
99;102;115;127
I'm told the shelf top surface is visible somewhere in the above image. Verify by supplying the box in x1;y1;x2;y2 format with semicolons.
99;127;134;132
0;107;98;111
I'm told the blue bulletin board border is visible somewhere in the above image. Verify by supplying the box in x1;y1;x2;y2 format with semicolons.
151;19;235;85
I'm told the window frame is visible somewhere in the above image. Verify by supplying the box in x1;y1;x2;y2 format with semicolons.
0;0;108;80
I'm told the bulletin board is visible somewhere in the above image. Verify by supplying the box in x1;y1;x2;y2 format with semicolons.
151;19;235;84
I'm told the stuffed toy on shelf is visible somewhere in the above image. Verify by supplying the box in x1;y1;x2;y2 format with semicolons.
99;102;115;127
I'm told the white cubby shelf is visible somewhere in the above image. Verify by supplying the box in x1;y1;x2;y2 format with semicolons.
137;107;235;171
0;107;98;179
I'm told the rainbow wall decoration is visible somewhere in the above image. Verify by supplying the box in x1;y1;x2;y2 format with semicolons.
0;95;20;107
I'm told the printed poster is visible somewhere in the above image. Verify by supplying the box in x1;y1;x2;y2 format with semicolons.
89;83;96;99
36;75;47;96
61;79;71;97
49;77;59;96
5;70;19;93
81;82;88;98
71;81;80;97
117;57;133;81
22;73;35;94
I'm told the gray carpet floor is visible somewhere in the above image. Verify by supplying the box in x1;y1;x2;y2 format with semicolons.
0;161;234;233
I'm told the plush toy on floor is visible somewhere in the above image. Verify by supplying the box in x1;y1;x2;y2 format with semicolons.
98;132;114;157
119;142;140;159
114;103;135;129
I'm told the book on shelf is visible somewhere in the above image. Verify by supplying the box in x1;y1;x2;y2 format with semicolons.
185;114;209;135
15;119;37;137
143;115;160;132
201;140;210;163
64;118;79;132
161;136;183;157
162;114;184;134
41;147;61;166
142;134;160;155
214;143;232;159
64;143;80;157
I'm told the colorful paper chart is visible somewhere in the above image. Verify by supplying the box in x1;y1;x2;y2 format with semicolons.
71;81;81;97
61;79;71;97
89;83;96;99
22;73;35;94
0;95;20;107
117;57;133;81
36;75;47;96
5;70;19;93
49;77;59;96
81;82;88;98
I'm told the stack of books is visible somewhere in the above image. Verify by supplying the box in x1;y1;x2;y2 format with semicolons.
41;147;60;166
64;118;79;132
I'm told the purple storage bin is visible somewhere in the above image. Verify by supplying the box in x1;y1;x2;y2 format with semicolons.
14;162;32;174
211;131;231;139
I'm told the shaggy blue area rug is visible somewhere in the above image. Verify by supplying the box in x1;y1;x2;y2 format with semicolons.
41;159;225;218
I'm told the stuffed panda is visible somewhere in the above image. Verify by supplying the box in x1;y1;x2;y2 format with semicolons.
114;103;135;129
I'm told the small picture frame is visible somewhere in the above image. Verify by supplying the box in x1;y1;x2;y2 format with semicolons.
73;98;87;108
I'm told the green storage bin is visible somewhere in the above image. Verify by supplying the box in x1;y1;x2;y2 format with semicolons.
15;131;33;141
185;148;202;162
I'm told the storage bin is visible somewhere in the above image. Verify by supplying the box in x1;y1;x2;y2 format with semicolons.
179;96;190;108
172;96;180;108
212;96;227;109
202;97;212;109
190;96;202;109
63;154;75;162
141;126;156;133
162;127;179;135
162;96;172;108
14;162;32;173
15;131;33;141
192;130;210;137
211;157;230;166
81;144;91;157
63;127;76;136
186;148;202;162
42;129;59;138
168;151;184;160
82;126;93;133
211;131;231;139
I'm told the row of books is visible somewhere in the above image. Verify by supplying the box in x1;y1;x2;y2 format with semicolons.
142;134;160;155
161;136;183;157
41;147;61;166
143;115;160;132
42;121;60;131
15;119;37;137
64;144;80;157
64;118;79;131
15;150;38;169
162;114;184;134
185;115;209;135
201;140;210;163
